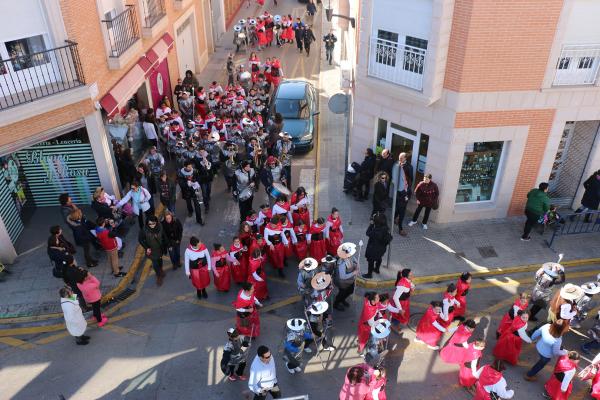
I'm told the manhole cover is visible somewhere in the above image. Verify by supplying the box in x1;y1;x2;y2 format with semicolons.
477;246;498;258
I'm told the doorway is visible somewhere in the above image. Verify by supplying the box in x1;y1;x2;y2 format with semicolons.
385;124;428;182
548;120;600;208
175;15;197;77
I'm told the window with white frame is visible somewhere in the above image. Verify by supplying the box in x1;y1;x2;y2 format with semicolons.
404;36;427;75
375;30;399;67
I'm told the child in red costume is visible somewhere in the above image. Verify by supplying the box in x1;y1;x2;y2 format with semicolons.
184;236;212;299
454;272;471;320
308;217;327;262
212;243;231;292
229;236;248;283
414;301;446;350
493;310;532;365
357;292;380;353
233;282;262;338
248;248;268;301
325;208;343;256
440;319;477;364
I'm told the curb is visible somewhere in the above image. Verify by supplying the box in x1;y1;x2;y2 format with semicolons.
355;257;600;289
0;204;164;326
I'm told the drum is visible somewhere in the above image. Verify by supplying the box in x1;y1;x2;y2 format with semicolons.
269;182;291;199
274;15;282;23
240;71;251;81
234;25;242;32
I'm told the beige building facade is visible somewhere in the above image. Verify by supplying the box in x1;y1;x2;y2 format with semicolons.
351;0;600;223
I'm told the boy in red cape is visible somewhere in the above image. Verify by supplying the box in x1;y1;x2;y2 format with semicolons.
184;236;212;299
414;300;446;350
440;319;476;364
325;208;343;256
474;360;514;400
233;282;262;338
212;243;231;292
493;310;532;365
357;292;380;354
544;352;580;400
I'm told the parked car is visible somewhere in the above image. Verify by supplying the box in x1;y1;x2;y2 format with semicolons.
269;80;319;153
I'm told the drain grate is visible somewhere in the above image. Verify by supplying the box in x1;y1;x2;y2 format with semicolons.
105;288;136;305
477;246;498;259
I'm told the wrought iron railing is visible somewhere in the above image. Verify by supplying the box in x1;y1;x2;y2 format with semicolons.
141;0;166;28
0;41;85;110
553;44;600;86
546;210;600;248
368;37;426;91
102;5;140;58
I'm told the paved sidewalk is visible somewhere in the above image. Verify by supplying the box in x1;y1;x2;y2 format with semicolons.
315;9;600;281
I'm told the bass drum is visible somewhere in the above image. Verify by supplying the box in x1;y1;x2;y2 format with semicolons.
268;182;291;199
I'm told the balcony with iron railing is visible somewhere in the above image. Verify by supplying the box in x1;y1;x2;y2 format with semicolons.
0;41;85;111
553;44;600;86
367;37;426;91
102;5;142;69
140;0;167;38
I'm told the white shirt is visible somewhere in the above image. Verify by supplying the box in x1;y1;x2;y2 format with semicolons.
483;377;514;399
61;297;87;337
272;203;293;223
560;368;576;392
248;355;277;394
560;303;577;320
236;290;262;312
264;226;289;246
442;297;461;321
156;106;171;119
184;246;212;275
392;285;410;312
142;122;158;140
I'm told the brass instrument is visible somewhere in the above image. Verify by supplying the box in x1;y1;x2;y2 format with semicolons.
225;142;239;171
253;142;263;169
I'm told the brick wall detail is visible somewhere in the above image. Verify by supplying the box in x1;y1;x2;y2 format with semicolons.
444;0;563;92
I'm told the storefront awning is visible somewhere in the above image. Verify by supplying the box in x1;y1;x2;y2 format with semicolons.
100;33;174;117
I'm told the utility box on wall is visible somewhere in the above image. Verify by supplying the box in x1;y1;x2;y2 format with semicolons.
340;60;353;88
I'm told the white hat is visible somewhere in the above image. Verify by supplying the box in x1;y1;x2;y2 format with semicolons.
581;281;600;295
238;19;246;25
274;15;282;23
321;255;336;264
227;327;238;335
242;117;253;126
560;283;585;301
234;25;242;32
299;257;318;271
337;242;357;259
209;132;220;142
542;262;562;277
249;18;257;25
311;272;332;290
371;319;391;339
308;301;329;315
287;318;307;331
279;131;292;139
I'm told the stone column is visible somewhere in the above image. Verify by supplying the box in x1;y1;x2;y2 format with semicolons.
84;111;121;197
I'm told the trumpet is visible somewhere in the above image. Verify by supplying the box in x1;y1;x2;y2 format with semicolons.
253;142;263;168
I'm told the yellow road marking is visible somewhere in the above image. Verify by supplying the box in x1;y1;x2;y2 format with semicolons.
34;332;70;345
261;295;302;312
103;324;148;337
412;269;599;296
0;336;35;349
358;257;600;288
181;298;232;312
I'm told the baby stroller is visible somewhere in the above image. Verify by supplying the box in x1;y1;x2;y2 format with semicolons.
343;162;361;194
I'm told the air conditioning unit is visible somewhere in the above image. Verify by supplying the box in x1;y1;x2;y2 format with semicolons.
340;60;353;88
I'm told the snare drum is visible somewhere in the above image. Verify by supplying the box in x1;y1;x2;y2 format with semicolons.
268;182;291;199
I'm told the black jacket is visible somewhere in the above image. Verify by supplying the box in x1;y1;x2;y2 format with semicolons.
178;168;199;200
162;219;183;246
376;156;394;176
372;181;388;212
158;179;177;205
581;173;600;209
365;223;391;261
92;200;114;219
66;216;96;245
323;33;337;49
303;29;316;46
360;154;377;180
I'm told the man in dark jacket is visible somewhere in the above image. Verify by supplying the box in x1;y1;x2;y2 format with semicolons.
139;215;168;286
302;25;317;57
521;182;550;241
391;152;414;236
158;171;177;213
294;20;305;53
66;209;99;268
323;30;337;65
573;170;600;222
178;161;204;225
162;211;183;270
376;149;394;177
363;214;392;278
356;148;376;202
371;172;389;217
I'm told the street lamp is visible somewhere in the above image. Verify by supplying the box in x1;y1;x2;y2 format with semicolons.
325;0;356;28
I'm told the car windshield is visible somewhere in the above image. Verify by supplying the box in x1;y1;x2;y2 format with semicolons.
274;98;309;119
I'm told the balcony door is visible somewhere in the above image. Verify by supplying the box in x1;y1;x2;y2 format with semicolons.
1;34;61;98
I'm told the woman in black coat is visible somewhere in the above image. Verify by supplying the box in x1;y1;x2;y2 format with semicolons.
363;213;392;279
356;148;376;201
575;170;600;222
371;172;389;216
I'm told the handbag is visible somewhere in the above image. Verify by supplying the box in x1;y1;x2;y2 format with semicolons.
432;197;440;210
